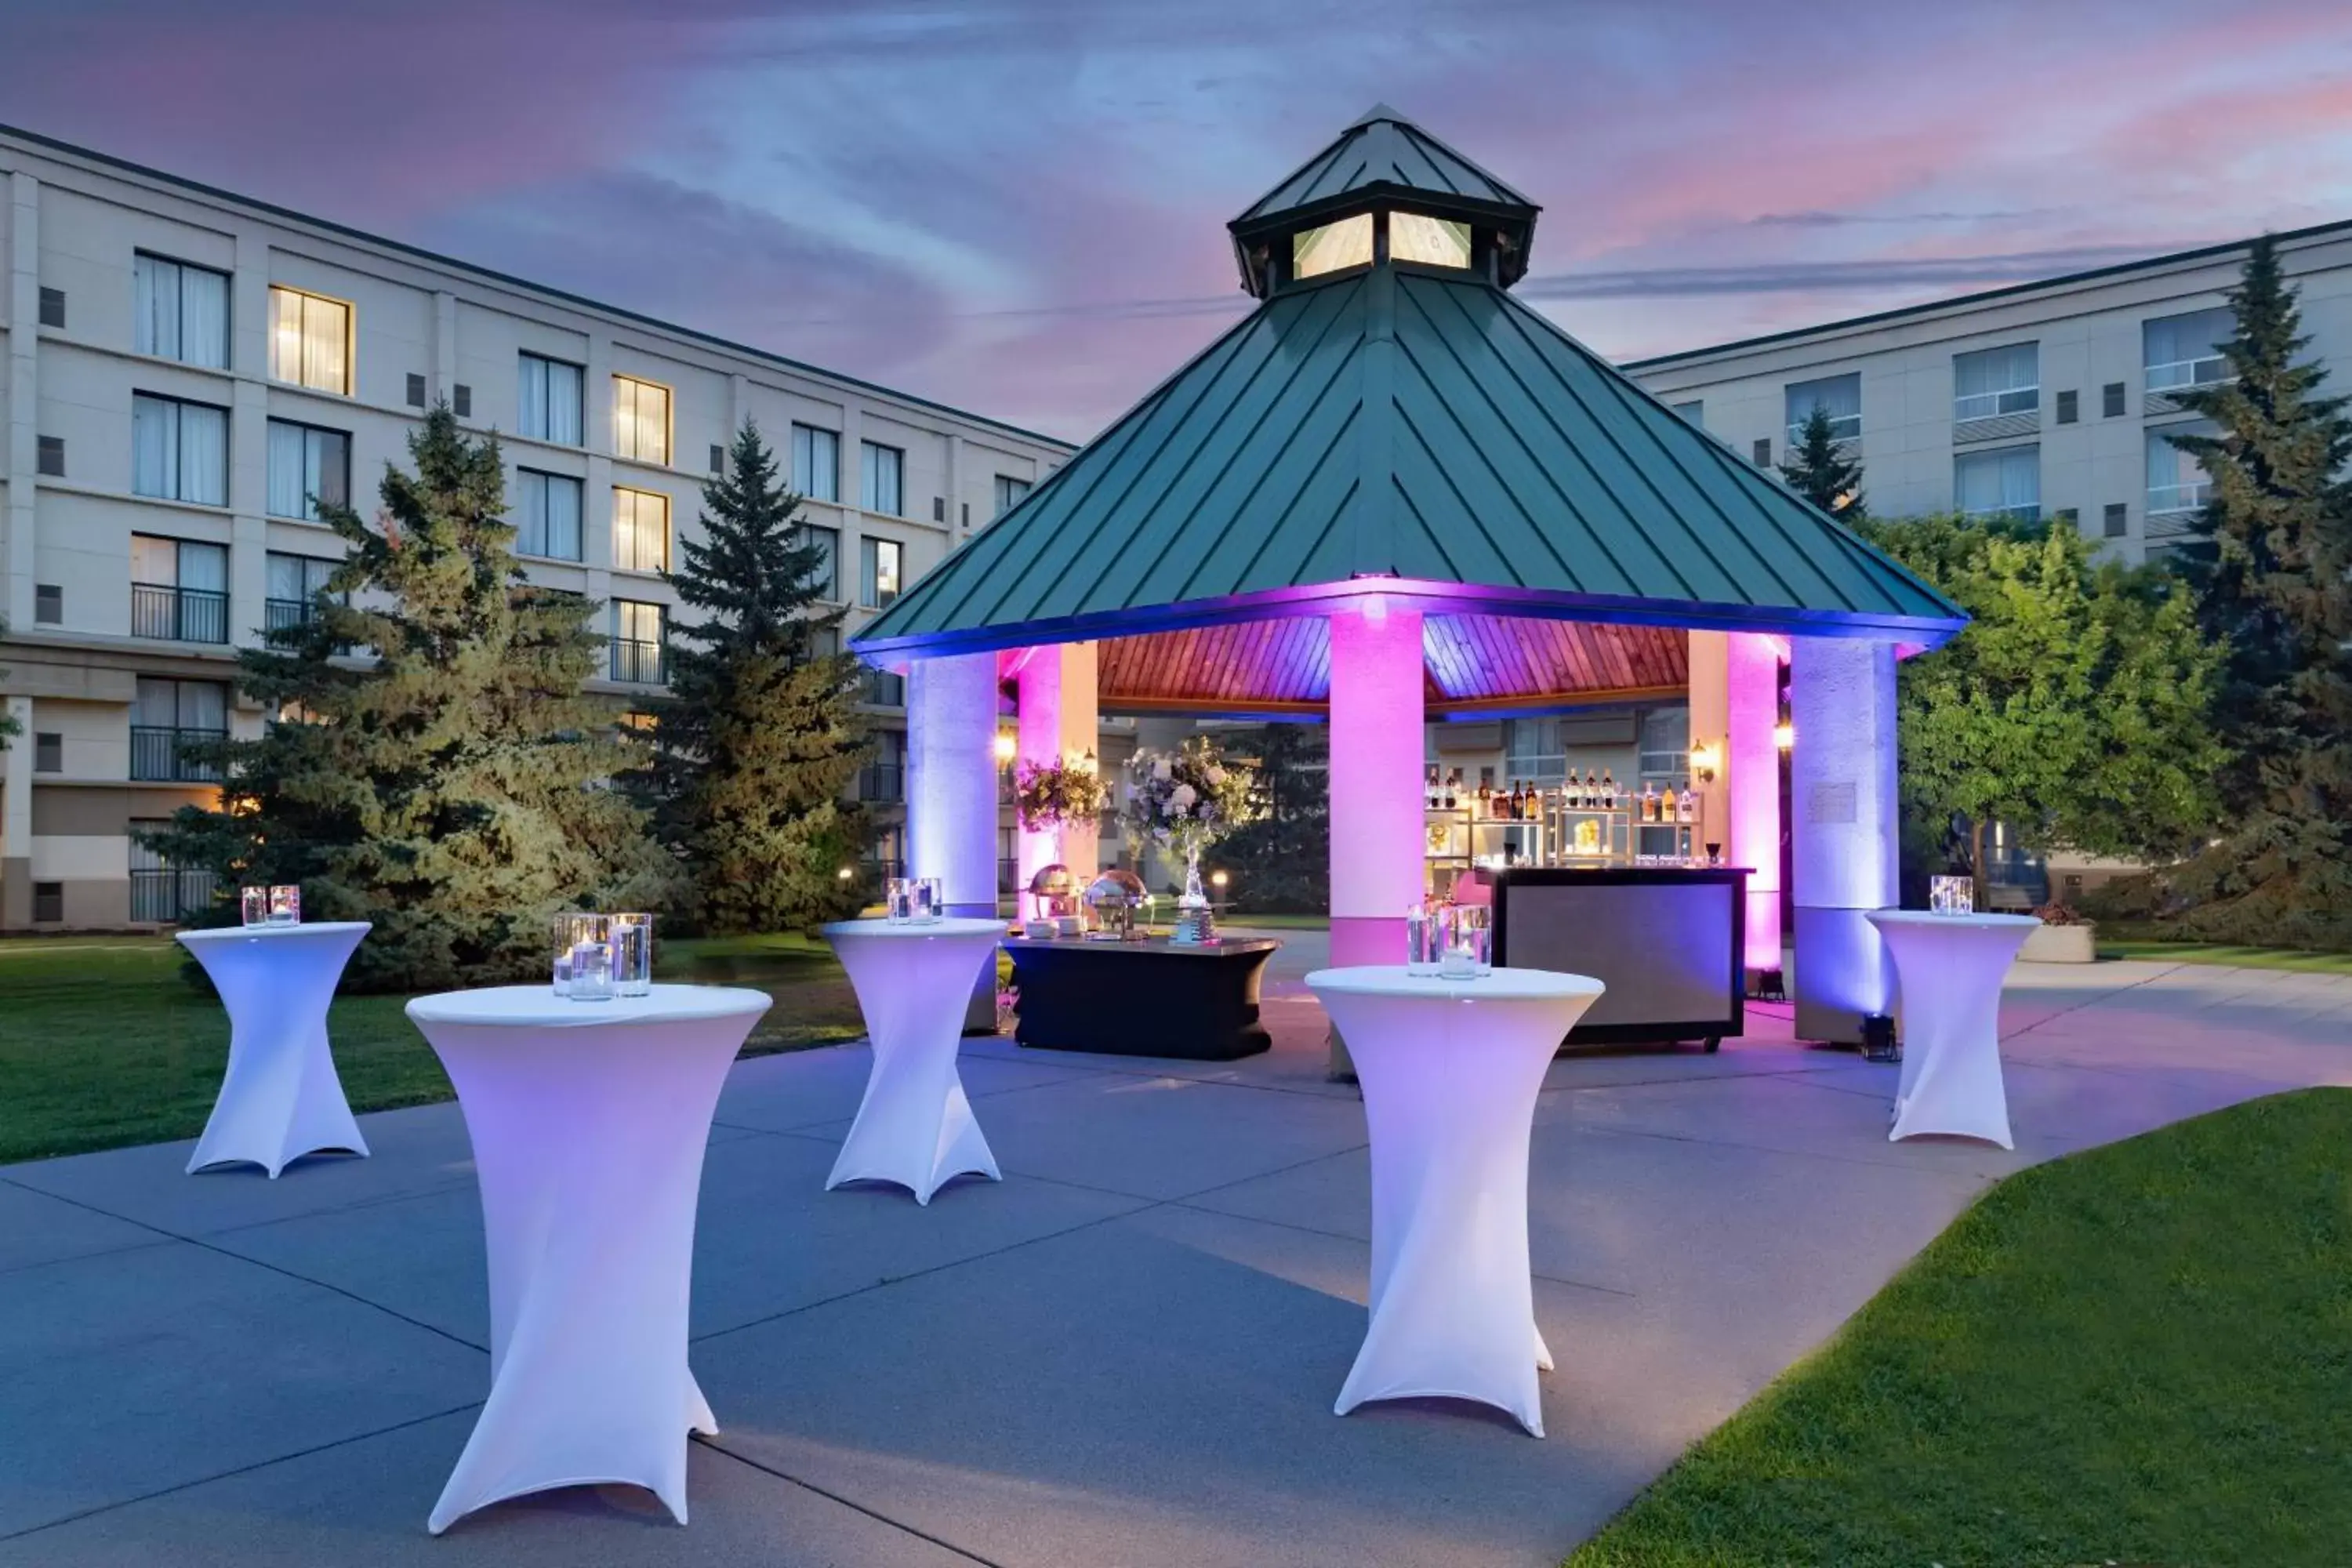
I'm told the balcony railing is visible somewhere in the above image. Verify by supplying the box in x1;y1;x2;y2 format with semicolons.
858;762;904;803
2147;481;2212;520
130;725;227;782
2145;357;2230;394
610;638;665;684
129;867;220;924
131;583;228;644
1953;387;2039;421
264;597;314;634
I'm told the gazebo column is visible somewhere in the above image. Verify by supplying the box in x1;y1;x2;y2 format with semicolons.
1326;597;1425;1078
1725;632;1784;978
1789;636;1898;1044
1014;642;1100;889
906;651;1000;1030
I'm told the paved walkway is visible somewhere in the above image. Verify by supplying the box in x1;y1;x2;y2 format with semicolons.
4;938;2349;1566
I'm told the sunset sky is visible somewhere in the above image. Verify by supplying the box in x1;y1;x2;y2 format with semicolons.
6;0;2351;441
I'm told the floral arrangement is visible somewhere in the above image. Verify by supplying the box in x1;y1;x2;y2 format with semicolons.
1121;736;1258;861
2031;900;2092;927
1013;752;1111;832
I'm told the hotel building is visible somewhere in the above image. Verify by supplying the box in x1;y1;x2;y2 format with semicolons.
0;125;1071;930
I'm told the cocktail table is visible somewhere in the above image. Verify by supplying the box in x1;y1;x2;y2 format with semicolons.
176;921;372;1178
1867;909;2040;1149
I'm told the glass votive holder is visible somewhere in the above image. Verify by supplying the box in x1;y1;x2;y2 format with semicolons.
912;877;943;924
240;885;269;927
1930;875;1975;916
885;877;913;924
1405;899;1441;976
569;936;615;1002
608;913;653;997
1454;904;1493;977
267;884;301;925
553;913;609;997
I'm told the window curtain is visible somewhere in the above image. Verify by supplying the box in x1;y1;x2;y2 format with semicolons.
518;359;547;441
177;541;227;593
613;488;667;572
132;395;178;499
1784;373;1860;431
134;677;177;727
133;256;178;361
131;534;178;586
310;430;348;511
861;442;902;514
302;297;347;394
179;680;227;731
1957;446;2040;515
267;421;307;517
547;360;583;445
2144;309;2231;373
547;476;582;559
794;426;840;502
799;525;838;599
181;267;230;369
177;402;228;506
267;551;304;601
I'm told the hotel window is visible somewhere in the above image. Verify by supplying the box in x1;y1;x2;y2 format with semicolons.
792;423;840;502
861;441;903;516
1504;719;1568;786
1292;212;1373;279
267;285;350;394
2143;308;2233;393
266;419;350;521
611;599;665;684
1952;343;2038;420
132;393;229;506
514;470;584;561
2147;424;2216;528
861;535;902;608
1388;211;1472;269
517;352;585;445
265;550;339;633
1784;372;1860;444
131;677;229;782
130;535;229;644
612;375;671;465
1954;445;2040;522
797;524;840;601
132;254;230;369
993;474;1032;518
612;486;670;573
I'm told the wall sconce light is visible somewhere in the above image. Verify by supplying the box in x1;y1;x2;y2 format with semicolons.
993;730;1017;764
1773;720;1795;752
1688;739;1719;784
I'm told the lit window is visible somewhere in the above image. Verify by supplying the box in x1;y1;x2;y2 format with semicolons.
612;375;670;464
514;470;583;561
1954;445;2040;521
134;254;230;369
613;487;670;573
797;524;840;600
1953;343;2039;421
993;474;1032;518
2143;308;2234;393
793;423;840;502
1784;372;1861;444
861;535;902;608
131;393;229;506
861;441;903;516
518;353;584;445
1293;213;1374;279
611;599;665;684
267;286;350;394
1389;211;1472;269
266;419;350;520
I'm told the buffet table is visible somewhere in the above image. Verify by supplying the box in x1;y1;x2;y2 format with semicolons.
1490;867;1747;1050
1003;935;1279;1060
177;921;372;1178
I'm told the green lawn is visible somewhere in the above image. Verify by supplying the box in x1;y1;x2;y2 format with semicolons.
2096;938;2352;975
1568;1088;2352;1568
0;932;869;1165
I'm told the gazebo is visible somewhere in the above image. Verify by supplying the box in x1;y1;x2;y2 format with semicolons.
853;106;1965;1046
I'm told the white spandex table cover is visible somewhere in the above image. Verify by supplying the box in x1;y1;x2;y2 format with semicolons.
1868;910;2040;1149
820;917;1006;1205
176;921;372;1178
405;982;771;1534
1306;964;1605;1437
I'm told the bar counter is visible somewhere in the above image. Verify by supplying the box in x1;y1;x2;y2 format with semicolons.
1489;866;1749;1051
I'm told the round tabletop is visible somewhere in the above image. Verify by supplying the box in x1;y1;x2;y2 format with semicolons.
1305;965;1606;1003
1866;911;2042;931
177;920;372;945
820;917;1007;941
405;982;772;1029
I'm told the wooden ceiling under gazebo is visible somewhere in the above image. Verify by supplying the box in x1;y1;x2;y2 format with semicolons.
1094;615;1686;717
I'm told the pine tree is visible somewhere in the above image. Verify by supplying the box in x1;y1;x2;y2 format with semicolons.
642;419;869;933
1777;403;1866;519
2154;235;2352;946
143;407;677;989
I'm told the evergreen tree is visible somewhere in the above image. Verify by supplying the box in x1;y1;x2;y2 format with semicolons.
1210;723;1330;912
143;407;677;989
2151;235;2352;945
1778;403;1866;519
642;420;869;933
0;622;20;749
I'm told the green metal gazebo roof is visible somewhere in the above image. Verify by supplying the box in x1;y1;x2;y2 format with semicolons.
853;113;1965;659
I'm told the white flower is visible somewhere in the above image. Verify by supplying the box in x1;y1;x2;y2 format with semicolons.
1170;783;1197;812
1205;765;1225;786
1152;757;1174;782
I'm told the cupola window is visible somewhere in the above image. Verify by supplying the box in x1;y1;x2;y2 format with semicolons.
1293;213;1374;279
1390;211;1472;270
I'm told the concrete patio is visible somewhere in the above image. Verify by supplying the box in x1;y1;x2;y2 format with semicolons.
4;935;2349;1567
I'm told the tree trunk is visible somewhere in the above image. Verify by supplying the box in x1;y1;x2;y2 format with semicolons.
1970;817;1988;911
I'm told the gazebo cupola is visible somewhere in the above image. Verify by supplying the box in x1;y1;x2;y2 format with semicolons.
1228;103;1540;297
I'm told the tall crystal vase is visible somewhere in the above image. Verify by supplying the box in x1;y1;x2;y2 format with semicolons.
1179;845;1209;910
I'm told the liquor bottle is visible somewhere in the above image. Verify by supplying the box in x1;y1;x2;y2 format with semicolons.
1586;768;1601;808
1515;783;1529;820
1426;766;1439;810
1678;782;1697;824
1443;770;1458;810
1661;781;1678;825
1641;780;1659;822
1602;768;1617;810
1563;772;1579;810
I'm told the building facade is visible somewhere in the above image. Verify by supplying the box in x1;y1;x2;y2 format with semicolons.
0;125;1070;931
1624;219;2352;564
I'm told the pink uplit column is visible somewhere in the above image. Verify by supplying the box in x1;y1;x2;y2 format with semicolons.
1327;597;1425;1076
1726;632;1784;974
1014;643;1100;890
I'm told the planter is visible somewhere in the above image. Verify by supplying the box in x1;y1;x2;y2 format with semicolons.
2020;921;2097;964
